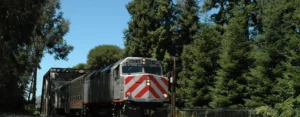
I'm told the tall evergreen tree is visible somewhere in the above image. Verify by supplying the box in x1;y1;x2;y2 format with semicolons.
177;23;221;107
209;1;254;108
173;0;200;57
202;0;238;31
246;0;300;111
123;0;175;71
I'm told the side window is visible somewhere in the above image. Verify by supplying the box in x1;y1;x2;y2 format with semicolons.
113;66;119;80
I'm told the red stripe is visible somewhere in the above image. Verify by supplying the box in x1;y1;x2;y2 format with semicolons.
149;86;160;98
125;76;135;85
160;77;168;86
149;75;167;95
70;102;83;105
125;75;148;97
134;86;149;98
81;100;124;104
112;100;124;102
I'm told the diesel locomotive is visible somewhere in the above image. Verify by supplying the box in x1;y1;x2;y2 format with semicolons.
49;57;170;117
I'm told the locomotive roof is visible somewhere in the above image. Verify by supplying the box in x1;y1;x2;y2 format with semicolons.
111;57;158;69
111;58;125;69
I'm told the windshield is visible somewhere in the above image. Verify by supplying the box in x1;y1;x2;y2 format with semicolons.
144;66;161;75
122;66;143;74
122;65;162;75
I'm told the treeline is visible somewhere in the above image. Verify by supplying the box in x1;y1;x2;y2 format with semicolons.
0;0;73;112
121;0;300;116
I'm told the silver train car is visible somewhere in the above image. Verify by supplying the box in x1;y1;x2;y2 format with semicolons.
52;57;170;117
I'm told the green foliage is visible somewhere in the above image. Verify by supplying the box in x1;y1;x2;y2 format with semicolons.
246;0;300;109
255;106;278;117
173;0;200;57
177;24;221;107
0;0;73;111
87;45;123;69
209;2;254;108
72;63;88;69
202;0;238;27
124;0;175;58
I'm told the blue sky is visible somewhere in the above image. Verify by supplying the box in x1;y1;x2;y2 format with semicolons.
36;0;132;96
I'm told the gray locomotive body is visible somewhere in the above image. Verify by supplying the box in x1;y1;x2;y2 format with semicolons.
53;57;169;117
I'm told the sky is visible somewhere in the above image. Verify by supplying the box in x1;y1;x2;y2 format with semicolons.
36;0;132;96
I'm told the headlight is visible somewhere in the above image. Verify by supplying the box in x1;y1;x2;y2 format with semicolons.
127;92;131;96
146;79;150;86
163;94;168;98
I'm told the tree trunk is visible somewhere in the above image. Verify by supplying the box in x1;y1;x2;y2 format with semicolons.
31;67;37;104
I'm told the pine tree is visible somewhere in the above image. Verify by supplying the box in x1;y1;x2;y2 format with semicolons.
202;0;239;30
209;1;254;108
174;0;201;107
177;23;221;107
173;0;200;57
124;0;174;60
246;0;300;111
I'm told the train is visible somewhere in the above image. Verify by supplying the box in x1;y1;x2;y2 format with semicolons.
47;57;170;117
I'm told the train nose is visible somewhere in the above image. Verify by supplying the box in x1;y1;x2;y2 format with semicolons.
124;74;168;101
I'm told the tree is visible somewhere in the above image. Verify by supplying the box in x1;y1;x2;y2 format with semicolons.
29;0;73;105
123;0;175;66
246;0;300;112
0;0;73;111
201;0;238;32
177;23;221;107
87;45;123;69
72;63;88;69
209;1;254;108
174;0;200;55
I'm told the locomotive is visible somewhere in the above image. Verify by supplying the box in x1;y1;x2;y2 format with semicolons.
51;57;170;117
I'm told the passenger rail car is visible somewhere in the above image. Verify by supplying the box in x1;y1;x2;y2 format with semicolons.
52;57;170;117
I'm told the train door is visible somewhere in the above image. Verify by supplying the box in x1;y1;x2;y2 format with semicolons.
113;66;121;99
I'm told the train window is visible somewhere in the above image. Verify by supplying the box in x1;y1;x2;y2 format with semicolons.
122;65;143;75
144;66;162;75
